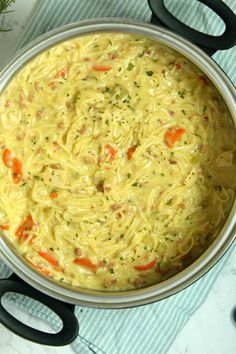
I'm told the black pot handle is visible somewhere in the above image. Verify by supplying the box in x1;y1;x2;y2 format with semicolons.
148;0;236;56
0;275;79;346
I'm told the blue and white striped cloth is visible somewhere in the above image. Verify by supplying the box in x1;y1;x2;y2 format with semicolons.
0;1;236;353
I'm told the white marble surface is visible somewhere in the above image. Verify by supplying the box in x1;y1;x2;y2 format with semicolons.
0;1;236;353
0;0;37;68
1;249;236;354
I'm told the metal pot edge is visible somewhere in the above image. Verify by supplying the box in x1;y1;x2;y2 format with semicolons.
0;18;235;308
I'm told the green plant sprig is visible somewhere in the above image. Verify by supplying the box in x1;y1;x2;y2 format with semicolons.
0;0;15;32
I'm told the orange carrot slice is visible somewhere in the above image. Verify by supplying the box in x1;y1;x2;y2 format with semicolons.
12;158;22;183
105;144;116;161
92;65;112;72
0;224;9;230
164;127;186;148
38;251;58;267
15;214;34;237
74;258;97;270
127;146;136;160
19;233;29;243
135;259;157;271
50;191;58;199
3;149;13;167
55;65;69;78
3;149;23;183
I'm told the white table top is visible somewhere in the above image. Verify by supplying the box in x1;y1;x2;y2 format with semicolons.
0;1;236;353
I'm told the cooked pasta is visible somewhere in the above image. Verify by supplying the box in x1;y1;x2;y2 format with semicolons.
0;33;235;290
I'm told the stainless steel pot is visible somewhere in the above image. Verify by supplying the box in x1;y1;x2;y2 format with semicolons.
0;0;236;346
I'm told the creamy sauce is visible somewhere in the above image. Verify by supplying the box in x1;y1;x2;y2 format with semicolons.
0;33;235;290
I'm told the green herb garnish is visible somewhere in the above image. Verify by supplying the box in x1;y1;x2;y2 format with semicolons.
178;89;186;98
132;182;139;187
0;0;15;32
146;71;153;76
34;175;43;181
127;63;134;71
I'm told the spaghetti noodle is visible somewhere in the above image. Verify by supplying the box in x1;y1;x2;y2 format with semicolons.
0;33;235;290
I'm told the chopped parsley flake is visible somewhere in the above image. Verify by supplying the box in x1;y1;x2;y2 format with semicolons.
178;89;186;98
132;182;139;187
146;71;153;76
34;175;43;181
127;63;134;71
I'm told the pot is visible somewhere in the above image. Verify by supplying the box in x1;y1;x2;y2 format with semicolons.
0;0;236;346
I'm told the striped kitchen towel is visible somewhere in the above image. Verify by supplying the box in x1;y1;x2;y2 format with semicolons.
0;1;236;354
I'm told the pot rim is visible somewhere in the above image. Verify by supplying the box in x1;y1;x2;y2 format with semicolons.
0;18;235;308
